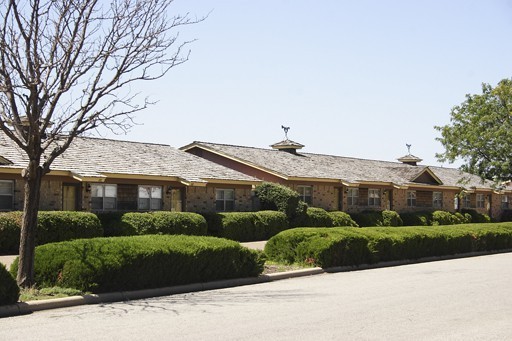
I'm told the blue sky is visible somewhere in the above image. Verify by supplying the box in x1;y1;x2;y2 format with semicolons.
105;0;512;167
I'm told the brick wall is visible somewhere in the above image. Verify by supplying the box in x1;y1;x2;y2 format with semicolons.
186;185;253;213
490;192;502;219
39;179;63;210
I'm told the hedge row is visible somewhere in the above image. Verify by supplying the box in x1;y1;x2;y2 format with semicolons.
304;208;358;227
10;235;264;293
0;212;103;255
0;263;19;305
264;223;512;267
0;209;496;254
349;209;491;227
97;211;207;237
203;211;289;242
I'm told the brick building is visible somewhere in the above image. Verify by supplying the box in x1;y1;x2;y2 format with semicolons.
0;133;260;213
181;139;511;220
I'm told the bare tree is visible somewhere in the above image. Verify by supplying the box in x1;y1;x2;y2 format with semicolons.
0;0;201;287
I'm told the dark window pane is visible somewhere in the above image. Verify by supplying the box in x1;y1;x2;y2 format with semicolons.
216;200;224;211
138;198;150;210
0;195;13;209
150;198;162;210
225;200;235;211
91;197;103;210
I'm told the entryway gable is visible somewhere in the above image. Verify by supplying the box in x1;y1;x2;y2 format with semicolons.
411;167;443;185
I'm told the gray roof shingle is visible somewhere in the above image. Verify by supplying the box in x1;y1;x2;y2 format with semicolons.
0;133;259;184
184;141;493;189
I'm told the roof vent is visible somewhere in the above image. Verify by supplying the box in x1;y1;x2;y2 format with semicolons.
397;144;422;166
271;126;304;154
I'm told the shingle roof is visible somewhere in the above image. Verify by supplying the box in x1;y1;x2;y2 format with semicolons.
0;133;259;185
182;141;494;189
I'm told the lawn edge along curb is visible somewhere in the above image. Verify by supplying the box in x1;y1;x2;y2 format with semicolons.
2;249;511;318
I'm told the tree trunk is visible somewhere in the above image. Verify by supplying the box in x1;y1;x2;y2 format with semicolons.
17;161;43;287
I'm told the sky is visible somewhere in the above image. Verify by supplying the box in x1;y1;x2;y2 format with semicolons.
102;0;512;168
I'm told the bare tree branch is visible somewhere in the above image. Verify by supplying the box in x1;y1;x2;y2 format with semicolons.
0;0;205;287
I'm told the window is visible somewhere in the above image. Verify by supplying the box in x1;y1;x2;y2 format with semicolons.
216;189;235;211
433;192;443;208
297;186;313;205
461;193;471;208
347;188;359;206
138;186;162;210
0;180;14;210
476;194;485;209
407;191;416;207
91;184;117;210
368;189;381;207
502;195;509;209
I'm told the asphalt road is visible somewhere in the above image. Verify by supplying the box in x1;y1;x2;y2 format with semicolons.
2;253;512;340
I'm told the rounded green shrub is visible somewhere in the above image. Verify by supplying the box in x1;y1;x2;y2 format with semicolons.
36;211;103;245
0;263;19;305
205;211;289;242
96;212;128;236
120;212;207;236
462;209;491;223
400;212;431;226
350;211;383;227
255;211;289;239
254;182;307;226
305;207;333;227
10;235;264;293
0;212;22;255
381;210;403;227
328;211;359;227
0;211;103;255
500;209;512;222
431;210;457;225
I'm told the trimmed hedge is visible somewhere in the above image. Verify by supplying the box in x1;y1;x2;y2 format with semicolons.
264;223;512;267
400;212;431;226
96;212;127;237
254;182;307;226
461;209;491;223
350;210;402;227
0;263;19;305
304;208;359;227
381;210;403;227
328;211;359;227
431;210;470;225
120;212;207;236
37;211;103;245
10;235;264;293
0;213;22;255
305;207;333;227
204;211;289;242
0;211;103;255
500;209;512;222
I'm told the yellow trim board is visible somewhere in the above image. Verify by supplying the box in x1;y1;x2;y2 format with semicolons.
100;173;182;182
201;178;261;186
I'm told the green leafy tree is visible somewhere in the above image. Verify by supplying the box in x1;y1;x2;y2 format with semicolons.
435;79;512;182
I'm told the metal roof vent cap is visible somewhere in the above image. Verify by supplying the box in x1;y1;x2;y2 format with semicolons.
397;144;422;166
271;126;305;154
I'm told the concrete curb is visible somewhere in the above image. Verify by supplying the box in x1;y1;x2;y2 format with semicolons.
2;249;511;318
